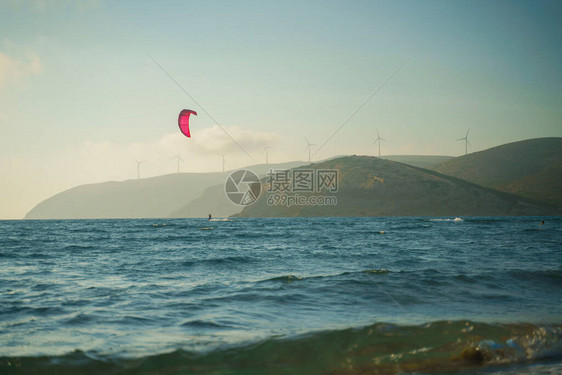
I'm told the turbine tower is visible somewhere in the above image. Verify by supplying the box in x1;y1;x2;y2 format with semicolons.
457;129;470;155
219;154;225;172
135;159;146;180
372;129;386;157
305;137;316;162
264;146;273;165
172;154;183;173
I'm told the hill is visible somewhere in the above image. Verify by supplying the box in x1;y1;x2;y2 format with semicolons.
381;155;452;169
435;138;562;207
168;157;449;218
24;138;562;219
24;173;226;219
234;156;559;217
24;161;305;219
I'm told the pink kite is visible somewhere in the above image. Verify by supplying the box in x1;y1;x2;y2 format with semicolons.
178;109;197;138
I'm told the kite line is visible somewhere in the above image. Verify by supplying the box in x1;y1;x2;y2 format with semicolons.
313;56;412;157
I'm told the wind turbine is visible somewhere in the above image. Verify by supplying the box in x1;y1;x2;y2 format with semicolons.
305;137;316;162
372;129;386;157
264;146;273;165
457;129;470;155
172;154;183;173
219;154;225;172
135;159;146;180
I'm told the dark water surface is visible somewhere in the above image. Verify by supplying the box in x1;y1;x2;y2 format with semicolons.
1;217;560;374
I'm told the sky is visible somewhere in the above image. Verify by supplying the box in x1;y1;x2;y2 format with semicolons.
1;0;561;219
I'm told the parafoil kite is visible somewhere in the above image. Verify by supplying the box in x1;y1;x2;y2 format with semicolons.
178;109;197;138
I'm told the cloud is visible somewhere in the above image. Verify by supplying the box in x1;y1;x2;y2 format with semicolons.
121;125;281;162
188;125;282;154
0;51;42;88
77;126;283;178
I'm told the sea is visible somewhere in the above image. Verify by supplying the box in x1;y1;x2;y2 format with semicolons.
0;216;560;374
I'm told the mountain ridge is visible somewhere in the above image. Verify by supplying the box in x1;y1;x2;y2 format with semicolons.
24;161;306;219
234;155;559;217
435;137;562;207
24;138;562;219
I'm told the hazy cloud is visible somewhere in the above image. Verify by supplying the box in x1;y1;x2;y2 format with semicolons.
0;42;42;88
189;125;282;155
78;126;283;178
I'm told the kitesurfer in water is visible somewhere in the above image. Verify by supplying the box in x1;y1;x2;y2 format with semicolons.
208;214;212;221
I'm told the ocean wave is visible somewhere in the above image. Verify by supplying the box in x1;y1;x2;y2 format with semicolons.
429;217;464;222
507;268;562;287
257;269;390;284
260;274;304;283
1;320;559;375
182;255;258;268
180;319;231;329
60;244;97;251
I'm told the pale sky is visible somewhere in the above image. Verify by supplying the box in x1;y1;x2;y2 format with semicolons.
1;0;561;219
